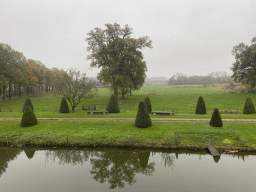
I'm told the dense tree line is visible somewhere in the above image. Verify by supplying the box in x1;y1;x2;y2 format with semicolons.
168;71;230;86
0;42;67;100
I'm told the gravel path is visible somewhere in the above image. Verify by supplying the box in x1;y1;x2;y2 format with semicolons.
1;117;256;122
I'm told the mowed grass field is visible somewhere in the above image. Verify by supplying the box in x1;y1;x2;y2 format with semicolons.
1;120;256;149
0;86;256;118
1;86;256;150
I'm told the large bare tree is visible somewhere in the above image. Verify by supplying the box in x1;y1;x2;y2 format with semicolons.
56;68;97;111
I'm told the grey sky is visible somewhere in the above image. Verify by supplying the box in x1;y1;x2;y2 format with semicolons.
1;0;256;78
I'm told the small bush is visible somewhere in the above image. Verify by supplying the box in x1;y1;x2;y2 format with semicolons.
106;94;120;113
195;96;206;114
135;101;152;128
59;97;70;113
210;108;223;127
22;98;34;112
243;98;255;114
144;97;152;113
21;106;38;127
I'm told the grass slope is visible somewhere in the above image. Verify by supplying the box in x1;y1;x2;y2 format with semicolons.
0;120;255;149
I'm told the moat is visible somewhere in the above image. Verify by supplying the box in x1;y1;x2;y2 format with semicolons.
0;147;255;192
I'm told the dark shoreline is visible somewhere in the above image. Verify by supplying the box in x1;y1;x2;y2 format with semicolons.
1;141;256;152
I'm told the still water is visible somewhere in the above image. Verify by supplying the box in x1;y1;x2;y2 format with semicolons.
0;146;255;192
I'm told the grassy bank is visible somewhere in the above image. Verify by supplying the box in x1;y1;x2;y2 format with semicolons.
1;120;256;151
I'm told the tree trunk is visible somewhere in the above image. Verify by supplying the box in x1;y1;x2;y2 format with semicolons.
0;87;1;98
26;86;30;96
14;83;17;97
45;84;48;93
18;83;21;98
9;82;12;99
3;86;6;100
121;91;125;99
30;85;33;94
114;88;118;97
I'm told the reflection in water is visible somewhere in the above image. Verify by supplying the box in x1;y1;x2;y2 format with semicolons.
45;149;91;165
138;152;150;168
0;147;22;177
24;148;36;159
1;146;256;191
90;150;155;189
161;152;175;167
213;156;220;163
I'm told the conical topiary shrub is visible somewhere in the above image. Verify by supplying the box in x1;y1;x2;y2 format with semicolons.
59;97;70;113
106;94;120;113
210;108;223;127
144;97;152;113
22;98;34;112
243;98;255;114
21;106;38;127
135;101;152;128
195;96;206;114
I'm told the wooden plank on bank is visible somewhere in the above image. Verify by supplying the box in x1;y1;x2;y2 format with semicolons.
207;142;220;156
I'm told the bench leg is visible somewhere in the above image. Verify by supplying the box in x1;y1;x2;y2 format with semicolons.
153;113;156;115
90;112;93;115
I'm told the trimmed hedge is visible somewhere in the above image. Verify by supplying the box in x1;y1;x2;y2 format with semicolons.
210;108;223;127
195;96;206;114
21;106;38;127
59;97;70;113
135;101;152;128
106;94;120;113
144;97;152;113
22;98;34;112
243;98;255;114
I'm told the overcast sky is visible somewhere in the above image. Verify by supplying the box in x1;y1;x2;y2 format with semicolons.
1;0;256;78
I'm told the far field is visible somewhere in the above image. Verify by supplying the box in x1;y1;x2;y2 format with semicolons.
0;86;256;150
0;86;256;118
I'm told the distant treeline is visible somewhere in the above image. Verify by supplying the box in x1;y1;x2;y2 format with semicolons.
0;42;68;100
168;71;230;85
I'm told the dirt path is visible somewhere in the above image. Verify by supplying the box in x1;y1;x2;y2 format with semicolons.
1;117;256;122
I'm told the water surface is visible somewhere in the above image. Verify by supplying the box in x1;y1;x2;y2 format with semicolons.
0;147;255;192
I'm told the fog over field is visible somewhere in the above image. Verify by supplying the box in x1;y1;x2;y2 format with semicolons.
1;0;256;78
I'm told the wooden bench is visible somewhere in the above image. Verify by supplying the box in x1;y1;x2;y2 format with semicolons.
151;111;174;116
87;111;108;115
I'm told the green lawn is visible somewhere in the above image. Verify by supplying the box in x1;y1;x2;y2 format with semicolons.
0;86;256;118
0;120;255;149
1;86;256;150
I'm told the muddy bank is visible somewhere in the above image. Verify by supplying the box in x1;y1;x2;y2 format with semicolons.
1;140;256;152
